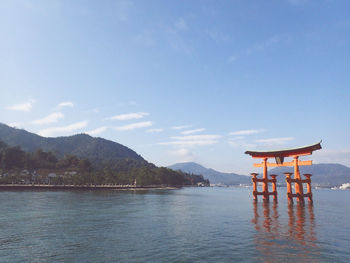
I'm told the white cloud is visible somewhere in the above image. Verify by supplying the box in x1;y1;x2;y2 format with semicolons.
255;137;294;146
169;148;194;162
38;121;88;137
313;149;350;167
246;34;291;55
107;112;149;121
181;128;205;135
229;129;265;136
146;128;164;133
227;135;293;149
6;99;35;112
171;134;222;141
205;29;230;43
114;121;152;131
57;101;74;109
228;139;257;149
159;134;221;146
32;112;64;125
158;140;218;146
85;126;107;136
172;124;192;130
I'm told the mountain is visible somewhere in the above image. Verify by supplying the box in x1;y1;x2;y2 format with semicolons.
0;123;144;166
168;161;350;188
269;163;350;187
168;162;250;185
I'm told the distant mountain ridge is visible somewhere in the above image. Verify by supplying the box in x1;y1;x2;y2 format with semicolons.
269;163;350;187
168;162;250;185
0;123;144;165
168;162;350;187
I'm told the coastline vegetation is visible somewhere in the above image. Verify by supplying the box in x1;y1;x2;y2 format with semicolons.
0;140;209;187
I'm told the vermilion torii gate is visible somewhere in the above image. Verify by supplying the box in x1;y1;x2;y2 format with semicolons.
245;141;322;203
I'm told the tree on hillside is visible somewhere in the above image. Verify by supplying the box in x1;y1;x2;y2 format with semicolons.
2;146;25;170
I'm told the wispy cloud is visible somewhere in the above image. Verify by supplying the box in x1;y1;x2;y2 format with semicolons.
85;126;107;136
205;29;230;43
255;137;294;146
171;135;221;141
32;112;64;125
164;20;192;55
313;149;350;167
159;140;218;146
106;112;149;121
246;34;291;55
6;99;35;112
114;121;152;131
146;128;164;133
159;134;221;146
227;138;257;149
38;121;88;137
57;101;74;109
169;148;194;162
172;124;192;130
181;128;205;135
227;135;293;149
229;129;265;136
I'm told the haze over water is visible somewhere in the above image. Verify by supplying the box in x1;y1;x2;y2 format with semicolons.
0;187;349;262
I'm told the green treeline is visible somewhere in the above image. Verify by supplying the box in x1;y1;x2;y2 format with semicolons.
0;141;209;186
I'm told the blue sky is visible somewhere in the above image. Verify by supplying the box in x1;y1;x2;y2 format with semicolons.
1;0;350;174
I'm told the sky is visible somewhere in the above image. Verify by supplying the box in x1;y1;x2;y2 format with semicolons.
1;0;350;174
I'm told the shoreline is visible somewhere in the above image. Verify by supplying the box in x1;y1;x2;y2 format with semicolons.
0;184;180;191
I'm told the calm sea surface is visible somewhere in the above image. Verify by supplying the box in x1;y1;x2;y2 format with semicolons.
0;187;349;262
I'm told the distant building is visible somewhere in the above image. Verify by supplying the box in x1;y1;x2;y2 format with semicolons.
65;171;77;176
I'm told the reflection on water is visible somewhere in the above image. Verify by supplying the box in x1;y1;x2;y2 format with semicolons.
252;202;320;262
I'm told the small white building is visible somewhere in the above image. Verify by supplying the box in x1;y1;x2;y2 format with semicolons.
48;173;57;178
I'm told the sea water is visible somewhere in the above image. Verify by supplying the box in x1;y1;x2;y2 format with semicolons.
0;187;349;262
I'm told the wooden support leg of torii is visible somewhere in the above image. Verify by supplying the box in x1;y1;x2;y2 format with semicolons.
262;158;269;202
251;173;258;201
304;174;313;203
284;172;293;204
293;156;305;203
270;174;278;202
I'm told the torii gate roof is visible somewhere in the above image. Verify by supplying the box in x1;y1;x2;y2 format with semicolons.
245;141;322;158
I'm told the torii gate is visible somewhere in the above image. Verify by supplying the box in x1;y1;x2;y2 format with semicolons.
245;141;322;203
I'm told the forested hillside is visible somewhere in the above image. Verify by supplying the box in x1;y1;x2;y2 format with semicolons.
0;124;209;186
0;123;144;167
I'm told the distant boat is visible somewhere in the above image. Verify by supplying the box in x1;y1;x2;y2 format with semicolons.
339;183;350;190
